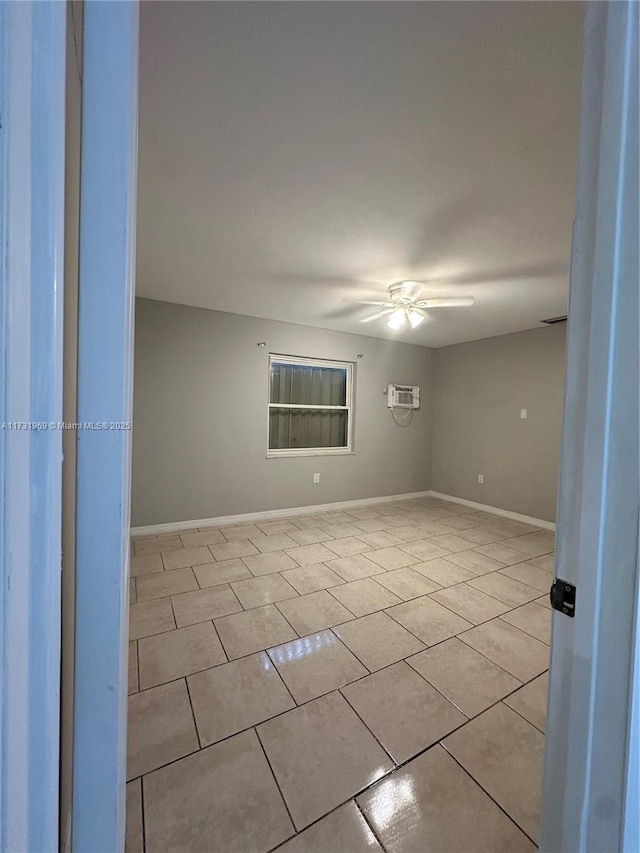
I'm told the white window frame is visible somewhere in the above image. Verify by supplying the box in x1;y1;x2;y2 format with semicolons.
267;354;354;458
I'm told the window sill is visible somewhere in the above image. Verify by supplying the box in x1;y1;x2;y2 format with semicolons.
267;449;355;459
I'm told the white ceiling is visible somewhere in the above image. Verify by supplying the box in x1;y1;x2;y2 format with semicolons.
137;1;584;348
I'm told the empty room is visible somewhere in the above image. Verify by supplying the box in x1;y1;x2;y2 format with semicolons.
126;2;582;851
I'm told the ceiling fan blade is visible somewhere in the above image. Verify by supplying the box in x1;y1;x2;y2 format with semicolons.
415;297;474;309
360;300;392;307
360;308;394;323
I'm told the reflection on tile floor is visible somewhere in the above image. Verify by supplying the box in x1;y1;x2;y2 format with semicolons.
127;496;554;852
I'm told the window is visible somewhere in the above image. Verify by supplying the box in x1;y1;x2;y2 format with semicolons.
268;355;354;456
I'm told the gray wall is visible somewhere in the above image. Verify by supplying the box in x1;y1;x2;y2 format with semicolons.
131;299;435;526
431;325;566;522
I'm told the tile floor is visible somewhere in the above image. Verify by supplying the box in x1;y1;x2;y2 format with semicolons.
127;497;553;853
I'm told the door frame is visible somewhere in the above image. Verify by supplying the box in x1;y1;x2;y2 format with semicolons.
0;3;67;851
70;2;139;851
540;1;639;851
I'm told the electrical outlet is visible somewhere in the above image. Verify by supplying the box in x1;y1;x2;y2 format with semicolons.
520;408;528;419
477;474;484;484
313;473;320;484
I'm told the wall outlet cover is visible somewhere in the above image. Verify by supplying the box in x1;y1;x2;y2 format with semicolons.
520;409;528;419
477;474;484;484
313;473;320;484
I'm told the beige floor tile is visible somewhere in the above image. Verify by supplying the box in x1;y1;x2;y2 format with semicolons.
129;598;175;641
242;549;298;576
134;535;183;556
348;507;383;520
127;680;198;780
334;611;426;671
377;514;412;528
136;567;198;602
430;584;510;625
251;533;298;553
292;514;331;529
130;553;164;577
285;543;337;567
442;549;506;575
128;641;138;694
366;547;419;570
258;691;393;830
125;780;143;853
501;602;552;644
504;672;549;732
162;546;215;571
457;526;505;545
460;618;550;681
329;578;402;617
268;630;367;703
129;577;136;605
416;520;458;536
324;553;385;582
209;539;260;561
144;729;294;853
323;536;372;557
281;563;345;595
193;558;251;587
172;585;242;628
500;562;553;592
343;662;465;763
386;595;472;645
374;567;440;600
319;511;360;524
138;621;226;689
391;524;432;542
528;553;556;572
399;539;451;562
444;702;544;843
508;531;555;557
220;523;265;541
179;528;225;548
256;520;299;535
482;519;538;538
412;558;476;587
319;522;363;539
407;637;521;717
429;533;475;553
358;745;536;853
440;513;485;530
277;590;354;635
231;573;298;609
536;594;552;609
288;527;335;546
468;572;541;607
274;802;383;853
473;543;529;566
357;531;405;549
188;651;294;746
351;518;391;533
215;603;297;660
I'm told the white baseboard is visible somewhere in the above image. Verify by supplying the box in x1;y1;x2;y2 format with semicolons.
426;491;556;531
130;490;433;537
131;488;556;537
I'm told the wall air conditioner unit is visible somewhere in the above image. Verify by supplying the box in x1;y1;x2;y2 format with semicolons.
386;384;420;409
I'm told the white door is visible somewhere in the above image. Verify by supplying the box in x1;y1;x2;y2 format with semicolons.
540;2;639;851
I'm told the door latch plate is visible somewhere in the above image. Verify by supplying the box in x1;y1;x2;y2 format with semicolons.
550;578;576;617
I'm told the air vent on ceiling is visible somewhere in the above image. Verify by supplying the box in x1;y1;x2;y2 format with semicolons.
541;315;568;325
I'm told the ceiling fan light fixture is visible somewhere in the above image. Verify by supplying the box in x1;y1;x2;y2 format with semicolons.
387;308;406;330
407;309;425;328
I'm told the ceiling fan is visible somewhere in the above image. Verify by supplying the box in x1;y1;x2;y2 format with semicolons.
360;281;474;329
